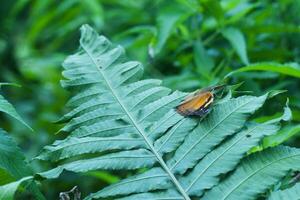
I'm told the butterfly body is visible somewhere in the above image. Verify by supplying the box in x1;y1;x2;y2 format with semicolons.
176;85;224;117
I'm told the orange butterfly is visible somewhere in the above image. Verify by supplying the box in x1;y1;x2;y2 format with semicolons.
176;85;225;117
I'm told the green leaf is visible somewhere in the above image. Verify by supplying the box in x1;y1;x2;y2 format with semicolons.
226;62;300;79
0;169;14;185
203;146;300;200
182;104;290;196
86;168;170;199
0;129;45;200
181;121;281;196
194;39;214;77
153;5;190;54
116;190;183;200
199;0;224;25
0;176;33;200
37;134;146;161
49;24;195;199
263;125;300;148
168;94;268;174
85;171;120;184
81;0;104;29
267;90;288;99
268;183;300;200
0;94;32;131
39;150;157;179
0;129;32;178
39;25;299;200
224;1;258;24
0;83;21;88
253;100;291;124
222;27;249;65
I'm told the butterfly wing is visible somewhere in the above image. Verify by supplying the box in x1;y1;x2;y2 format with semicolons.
176;91;214;116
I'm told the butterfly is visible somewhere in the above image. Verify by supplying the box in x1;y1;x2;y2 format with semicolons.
176;85;225;117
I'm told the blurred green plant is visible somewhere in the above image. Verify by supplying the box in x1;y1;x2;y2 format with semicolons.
0;86;44;199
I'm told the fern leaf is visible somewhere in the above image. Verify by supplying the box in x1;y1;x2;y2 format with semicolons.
203;146;300;200
69;120;136;138
168;94;268;174
86;168;171;199
181;106;290;196
268;183;300;200
39;149;156;179
116;190;183;200
182;122;279;196
41;24;193;199
136;91;184;124
37;134;146;161
147;109;184;140
154;118;197;154
38;25;299;200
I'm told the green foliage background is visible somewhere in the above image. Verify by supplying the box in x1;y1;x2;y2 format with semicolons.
0;0;300;199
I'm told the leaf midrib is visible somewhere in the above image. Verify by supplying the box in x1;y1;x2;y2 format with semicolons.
81;44;191;200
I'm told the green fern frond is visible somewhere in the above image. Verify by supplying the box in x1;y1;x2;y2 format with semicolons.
268;182;300;200
181;122;280;196
168;94;268;174
0;94;32;131
37;25;299;200
181;109;290;197
203;146;300;200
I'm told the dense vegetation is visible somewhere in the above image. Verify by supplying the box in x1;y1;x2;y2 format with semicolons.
1;0;300;199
